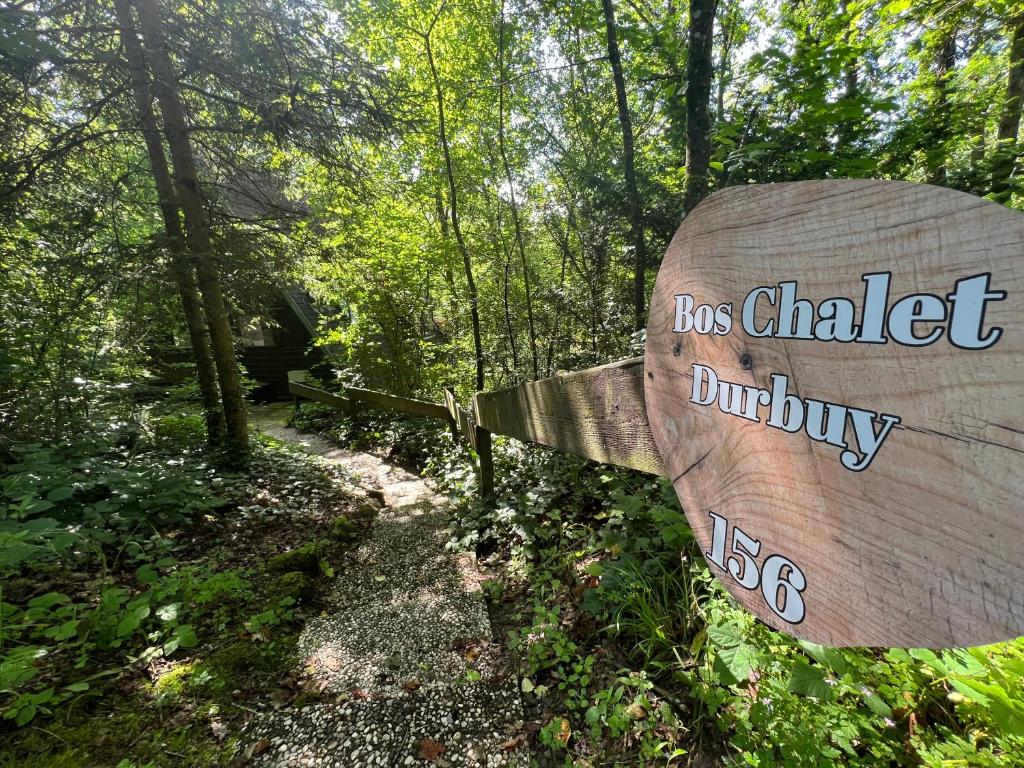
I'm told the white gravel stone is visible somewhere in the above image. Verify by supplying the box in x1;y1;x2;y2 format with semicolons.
238;413;529;767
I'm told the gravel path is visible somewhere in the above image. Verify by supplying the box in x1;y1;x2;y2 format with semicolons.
240;406;528;768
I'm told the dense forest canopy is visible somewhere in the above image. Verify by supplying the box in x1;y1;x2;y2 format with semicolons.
3;1;1024;765
1;0;1023;434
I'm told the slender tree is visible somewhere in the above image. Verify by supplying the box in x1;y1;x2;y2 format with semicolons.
421;3;485;390
993;11;1024;202
926;29;957;185
497;2;538;379
113;0;225;446
133;0;249;452
600;0;647;331
684;0;717;213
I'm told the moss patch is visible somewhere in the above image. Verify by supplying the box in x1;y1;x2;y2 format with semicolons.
154;661;201;695
267;541;323;576
329;514;358;544
268;571;315;604
1;706;237;768
208;636;297;681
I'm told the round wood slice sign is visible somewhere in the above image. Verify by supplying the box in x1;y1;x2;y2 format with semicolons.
644;180;1024;647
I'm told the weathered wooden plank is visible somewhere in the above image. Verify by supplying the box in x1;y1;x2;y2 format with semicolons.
442;389;460;441
473;357;666;475
345;387;449;420
458;405;477;450
475;425;494;498
645;179;1024;647
288;381;352;413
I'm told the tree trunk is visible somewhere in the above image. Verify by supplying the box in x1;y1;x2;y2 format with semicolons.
836;0;859;152
423;14;485;390
488;192;519;373
545;229;569;377
498;4;538;379
601;0;647;331
993;13;1024;202
684;0;717;214
926;30;957;185
113;0;224;447
133;0;248;453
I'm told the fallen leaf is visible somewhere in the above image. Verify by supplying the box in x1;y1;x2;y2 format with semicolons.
551;717;571;746
625;702;646;720
247;738;271;757
417;738;445;761
498;734;527;751
270;687;292;706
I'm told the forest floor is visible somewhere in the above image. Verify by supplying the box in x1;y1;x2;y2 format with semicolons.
0;405;529;768
241;406;529;767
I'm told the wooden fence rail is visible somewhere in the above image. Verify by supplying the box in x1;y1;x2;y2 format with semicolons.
473;358;665;476
286;357;662;498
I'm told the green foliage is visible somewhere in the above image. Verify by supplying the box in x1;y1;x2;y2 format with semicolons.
267;541;327;577
4;0;1024;761
0;420;330;730
365;412;1024;766
291;402;466;475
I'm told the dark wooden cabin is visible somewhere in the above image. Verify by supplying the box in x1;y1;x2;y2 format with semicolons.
239;288;327;402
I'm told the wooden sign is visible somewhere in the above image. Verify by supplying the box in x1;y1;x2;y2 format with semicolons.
644;180;1024;647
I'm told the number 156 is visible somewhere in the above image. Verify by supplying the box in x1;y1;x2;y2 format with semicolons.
706;511;807;625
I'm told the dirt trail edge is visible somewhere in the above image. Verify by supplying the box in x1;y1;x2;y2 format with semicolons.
241;406;528;768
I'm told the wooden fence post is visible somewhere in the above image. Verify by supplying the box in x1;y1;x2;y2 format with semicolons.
443;388;460;442
287;370;309;415
474;424;494;500
472;394;495;501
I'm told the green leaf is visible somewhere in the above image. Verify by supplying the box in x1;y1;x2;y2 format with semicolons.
116;605;150;637
25;499;54;515
156;603;180;622
788;660;835;701
715;641;760;685
27;592;70;609
860;686;892;718
14;702;36;726
706;620;743;648
909;648;947;676
174;625;198;649
0;543;43;567
45;487;73;502
31;687;54;704
136;564;158;585
797;640;851;675
49;620;79;641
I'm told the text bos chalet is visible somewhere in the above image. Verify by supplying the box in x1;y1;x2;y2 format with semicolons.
672;273;1006;471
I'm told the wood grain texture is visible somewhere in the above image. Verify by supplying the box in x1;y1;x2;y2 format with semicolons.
345;387;450;420
644;179;1024;647
475;424;495;498
474;358;666;475
442;389;461;442
288;381;352;413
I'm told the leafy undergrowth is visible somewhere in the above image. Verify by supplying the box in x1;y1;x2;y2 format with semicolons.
0;408;377;767
293;403;1024;767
